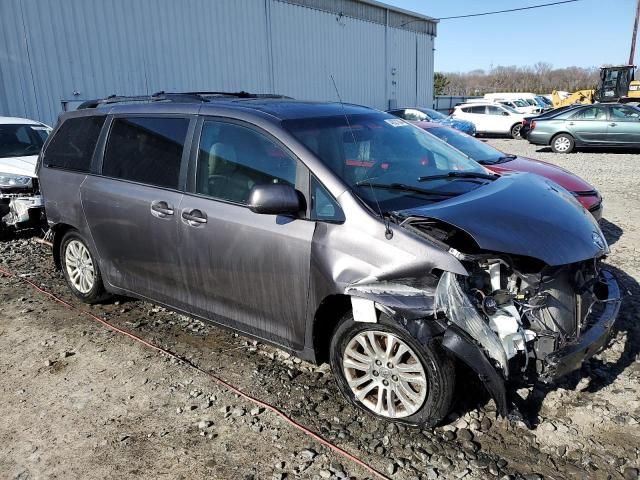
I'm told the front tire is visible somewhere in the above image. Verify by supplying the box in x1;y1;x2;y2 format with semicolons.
329;313;455;427
551;133;575;153
60;230;111;303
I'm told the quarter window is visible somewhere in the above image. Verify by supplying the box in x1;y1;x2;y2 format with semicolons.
43;116;105;172
310;175;344;222
486;105;505;116
196;121;297;204
102;117;189;189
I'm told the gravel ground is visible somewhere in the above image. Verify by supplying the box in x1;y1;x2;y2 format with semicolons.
1;139;639;480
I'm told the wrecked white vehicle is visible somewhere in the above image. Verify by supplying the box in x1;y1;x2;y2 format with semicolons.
38;96;621;427
0;116;50;228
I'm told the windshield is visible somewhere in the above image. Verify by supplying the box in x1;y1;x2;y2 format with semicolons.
501;104;519;114
421;108;447;120
428;126;508;164
282;113;488;212
0;123;50;159
512;99;528;107
536;96;552;106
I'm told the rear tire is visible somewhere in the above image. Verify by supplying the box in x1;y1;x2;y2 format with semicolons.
60;230;111;304
329;312;455;427
551;133;575;153
510;123;523;139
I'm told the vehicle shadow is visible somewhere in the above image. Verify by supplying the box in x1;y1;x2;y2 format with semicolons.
519;261;638;428
600;218;623;246
0;226;44;243
535;146;640;155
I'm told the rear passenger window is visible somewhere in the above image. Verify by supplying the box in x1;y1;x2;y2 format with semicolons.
43;116;105;172
195;121;297;204
102;117;189;189
470;106;486;114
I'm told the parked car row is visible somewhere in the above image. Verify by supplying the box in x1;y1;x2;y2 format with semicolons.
24;92;619;428
386;107;476;136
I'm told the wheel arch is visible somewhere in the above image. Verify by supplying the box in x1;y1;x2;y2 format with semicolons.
550;131;575;143
312;294;353;365
51;223;77;270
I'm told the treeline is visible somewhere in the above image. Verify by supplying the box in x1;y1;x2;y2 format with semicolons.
434;63;600;96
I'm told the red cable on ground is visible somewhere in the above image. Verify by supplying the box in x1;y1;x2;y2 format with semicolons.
0;266;390;480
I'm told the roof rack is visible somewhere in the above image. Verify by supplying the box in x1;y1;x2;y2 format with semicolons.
77;91;292;109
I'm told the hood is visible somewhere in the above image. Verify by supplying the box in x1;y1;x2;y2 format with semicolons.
487;156;597;194
0;155;38;177
395;173;606;266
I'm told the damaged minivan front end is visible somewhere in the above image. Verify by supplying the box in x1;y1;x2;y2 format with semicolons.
377;173;622;416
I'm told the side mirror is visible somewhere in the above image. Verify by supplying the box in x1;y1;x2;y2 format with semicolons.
247;183;304;215
502;111;510;116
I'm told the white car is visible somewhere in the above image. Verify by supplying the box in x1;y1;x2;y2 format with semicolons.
0;116;51;228
451;103;526;138
495;99;540;115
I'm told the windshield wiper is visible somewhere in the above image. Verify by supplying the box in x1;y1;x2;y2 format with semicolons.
417;171;498;183
358;182;458;197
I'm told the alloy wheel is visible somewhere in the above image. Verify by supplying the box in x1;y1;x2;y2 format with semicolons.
342;330;427;418
64;240;95;294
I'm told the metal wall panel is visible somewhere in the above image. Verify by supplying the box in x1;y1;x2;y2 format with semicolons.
416;32;435;107
270;2;387;108
0;0;435;125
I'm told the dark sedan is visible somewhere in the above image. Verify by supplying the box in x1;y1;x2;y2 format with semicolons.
416;121;603;220
387;107;476;136
527;103;640;153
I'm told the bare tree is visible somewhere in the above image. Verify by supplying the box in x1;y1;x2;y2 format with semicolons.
436;63;600;95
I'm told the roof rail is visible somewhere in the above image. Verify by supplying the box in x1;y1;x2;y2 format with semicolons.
77;91;291;109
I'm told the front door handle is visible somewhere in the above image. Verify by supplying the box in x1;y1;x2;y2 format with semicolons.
150;200;174;218
181;208;207;226
567;121;575;126
609;122;617;127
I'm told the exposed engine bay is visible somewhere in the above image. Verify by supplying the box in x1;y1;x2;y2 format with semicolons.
385;215;620;387
437;252;613;382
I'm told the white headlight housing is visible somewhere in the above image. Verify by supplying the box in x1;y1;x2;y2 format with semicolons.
0;173;33;188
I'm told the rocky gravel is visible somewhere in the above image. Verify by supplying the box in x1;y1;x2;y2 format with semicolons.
1;139;639;479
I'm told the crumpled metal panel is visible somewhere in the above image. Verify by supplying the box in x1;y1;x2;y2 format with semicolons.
435;271;509;375
395;173;607;266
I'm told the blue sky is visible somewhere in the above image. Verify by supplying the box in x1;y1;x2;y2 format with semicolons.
384;0;638;72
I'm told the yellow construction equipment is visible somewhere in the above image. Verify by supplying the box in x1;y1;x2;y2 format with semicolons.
551;65;639;108
551;89;594;108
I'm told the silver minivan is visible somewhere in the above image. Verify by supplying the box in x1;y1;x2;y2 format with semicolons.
38;93;620;427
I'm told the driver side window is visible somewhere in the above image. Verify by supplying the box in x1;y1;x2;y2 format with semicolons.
196;121;297;204
610;106;640;122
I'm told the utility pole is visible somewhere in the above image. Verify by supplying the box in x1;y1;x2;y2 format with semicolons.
630;0;640;65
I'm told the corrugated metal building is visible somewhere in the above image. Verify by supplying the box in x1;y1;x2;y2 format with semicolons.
0;0;437;125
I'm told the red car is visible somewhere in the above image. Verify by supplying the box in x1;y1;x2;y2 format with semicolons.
415;121;603;220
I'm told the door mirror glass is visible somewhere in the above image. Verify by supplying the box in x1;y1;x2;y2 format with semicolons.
248;183;303;215
502;111;510;116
